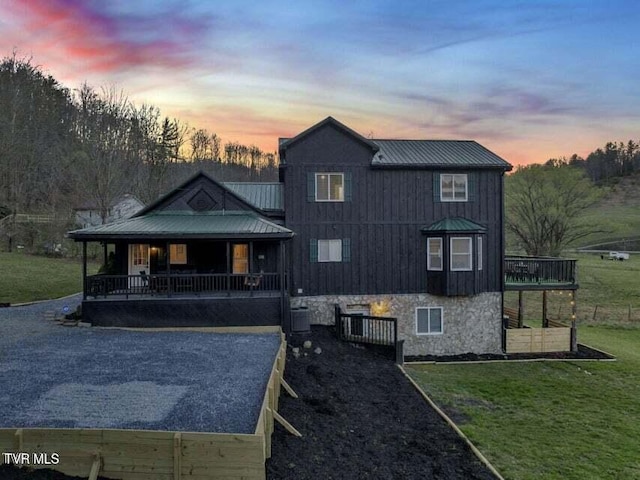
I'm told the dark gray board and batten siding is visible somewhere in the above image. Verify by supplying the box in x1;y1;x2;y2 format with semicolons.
281;121;506;297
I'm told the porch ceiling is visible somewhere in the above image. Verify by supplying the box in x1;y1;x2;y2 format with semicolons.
67;210;294;241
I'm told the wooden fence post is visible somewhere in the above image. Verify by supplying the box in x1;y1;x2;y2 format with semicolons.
517;291;524;328
334;304;341;340
395;339;404;365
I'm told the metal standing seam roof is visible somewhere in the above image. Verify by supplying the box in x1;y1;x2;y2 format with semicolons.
422;217;487;233
223;183;283;211
67;211;293;239
371;140;512;169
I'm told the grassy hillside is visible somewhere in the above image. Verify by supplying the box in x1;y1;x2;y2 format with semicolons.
0;252;99;304
505;172;640;252
572;173;640;248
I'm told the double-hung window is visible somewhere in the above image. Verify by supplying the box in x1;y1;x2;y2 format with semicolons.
316;173;344;201
427;238;443;271
416;307;443;335
318;239;343;262
450;237;472;271
440;174;468;202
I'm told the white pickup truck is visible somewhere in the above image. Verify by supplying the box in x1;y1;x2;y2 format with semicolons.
609;251;630;261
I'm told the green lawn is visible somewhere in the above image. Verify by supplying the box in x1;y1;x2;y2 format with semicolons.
0;252;99;304
407;325;640;479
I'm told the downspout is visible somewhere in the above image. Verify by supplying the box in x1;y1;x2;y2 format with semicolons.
500;171;506;352
280;240;290;335
82;241;87;300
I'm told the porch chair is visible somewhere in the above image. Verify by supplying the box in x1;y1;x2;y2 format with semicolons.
244;273;262;288
139;270;150;293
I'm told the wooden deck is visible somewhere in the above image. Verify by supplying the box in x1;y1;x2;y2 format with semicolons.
505;256;578;290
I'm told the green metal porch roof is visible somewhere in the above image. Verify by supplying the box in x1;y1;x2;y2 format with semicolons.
67;211;294;241
422;217;487;233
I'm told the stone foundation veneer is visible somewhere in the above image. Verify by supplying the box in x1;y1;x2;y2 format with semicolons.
290;292;503;356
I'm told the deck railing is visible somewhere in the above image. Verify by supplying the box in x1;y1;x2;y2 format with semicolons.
334;305;397;346
85;272;282;299
334;305;404;363
505;256;577;286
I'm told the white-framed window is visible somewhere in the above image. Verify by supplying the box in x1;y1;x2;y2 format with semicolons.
416;307;443;335
316;173;344;202
440;174;468;202
427;237;443;271
477;237;483;271
450;237;472;271
318;239;342;262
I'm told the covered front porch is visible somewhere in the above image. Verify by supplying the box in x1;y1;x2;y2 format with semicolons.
68;211;293;328
84;240;286;299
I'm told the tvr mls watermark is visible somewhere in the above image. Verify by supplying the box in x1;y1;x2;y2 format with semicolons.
2;452;60;465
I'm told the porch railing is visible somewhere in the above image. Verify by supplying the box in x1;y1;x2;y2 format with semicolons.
505;256;577;286
85;273;283;299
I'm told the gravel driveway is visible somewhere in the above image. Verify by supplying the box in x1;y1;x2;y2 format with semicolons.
0;295;280;433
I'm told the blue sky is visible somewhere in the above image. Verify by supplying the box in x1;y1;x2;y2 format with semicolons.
1;0;638;164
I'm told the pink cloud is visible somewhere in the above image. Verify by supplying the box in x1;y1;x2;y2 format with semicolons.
3;0;216;74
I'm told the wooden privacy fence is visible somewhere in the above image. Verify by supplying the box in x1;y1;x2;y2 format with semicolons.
505;327;572;354
0;333;288;480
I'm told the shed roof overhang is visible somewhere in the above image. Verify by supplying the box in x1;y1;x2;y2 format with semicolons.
67;211;294;242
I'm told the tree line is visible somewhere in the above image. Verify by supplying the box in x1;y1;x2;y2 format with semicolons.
545;140;640;184
0;54;277;251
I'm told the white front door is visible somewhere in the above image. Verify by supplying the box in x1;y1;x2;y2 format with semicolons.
128;244;150;288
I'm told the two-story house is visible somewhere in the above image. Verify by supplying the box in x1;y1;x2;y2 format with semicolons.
68;117;514;356
279;117;512;356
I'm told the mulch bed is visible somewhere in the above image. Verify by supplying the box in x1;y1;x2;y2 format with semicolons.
266;326;496;480
3;326;497;480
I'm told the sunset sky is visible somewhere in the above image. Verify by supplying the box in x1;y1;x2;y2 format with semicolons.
1;0;638;165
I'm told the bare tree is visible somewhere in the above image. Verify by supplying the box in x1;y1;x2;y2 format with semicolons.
506;164;604;256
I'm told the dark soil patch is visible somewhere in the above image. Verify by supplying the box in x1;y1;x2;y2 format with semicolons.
266;326;497;480
0;465;108;480
405;343;615;363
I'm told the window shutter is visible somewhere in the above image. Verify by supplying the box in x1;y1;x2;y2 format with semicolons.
344;172;352;202
433;173;441;202
309;238;318;262
342;238;351;262
307;173;315;202
467;173;476;202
